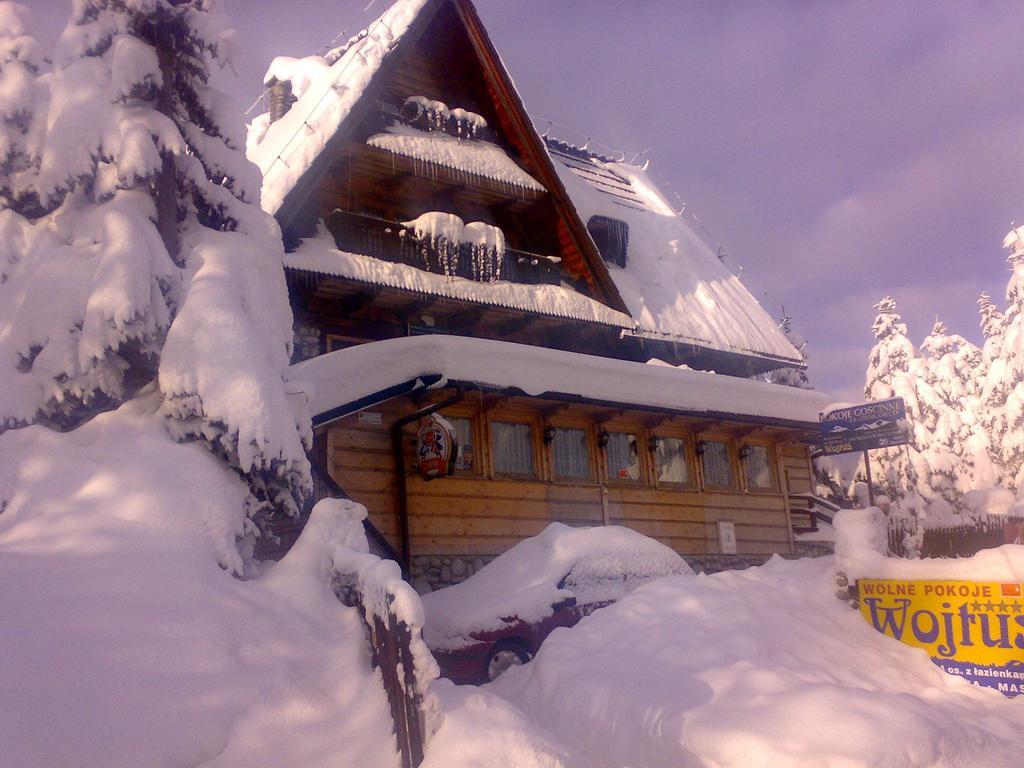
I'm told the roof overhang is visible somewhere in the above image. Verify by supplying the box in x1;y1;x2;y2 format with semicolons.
290;335;831;432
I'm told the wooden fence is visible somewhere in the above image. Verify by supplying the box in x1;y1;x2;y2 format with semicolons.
334;558;435;768
887;514;1023;559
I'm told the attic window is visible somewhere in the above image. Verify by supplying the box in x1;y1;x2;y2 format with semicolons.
587;216;629;268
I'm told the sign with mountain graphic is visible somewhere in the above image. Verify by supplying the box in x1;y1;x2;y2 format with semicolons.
819;397;909;455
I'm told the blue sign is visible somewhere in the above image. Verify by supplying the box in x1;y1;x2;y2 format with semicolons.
819;397;909;455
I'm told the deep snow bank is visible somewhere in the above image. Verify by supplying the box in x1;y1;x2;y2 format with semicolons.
490;556;1022;768
0;397;398;768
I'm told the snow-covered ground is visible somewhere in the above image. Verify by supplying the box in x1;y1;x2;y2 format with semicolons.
3;403;1020;767
489;555;1023;768
0;397;399;768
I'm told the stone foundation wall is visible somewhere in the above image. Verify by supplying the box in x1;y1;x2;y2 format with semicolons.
683;543;834;575
411;555;496;594
412;542;836;592
292;322;322;362
793;540;835;559
682;554;772;574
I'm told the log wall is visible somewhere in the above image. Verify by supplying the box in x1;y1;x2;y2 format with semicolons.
325;392;812;563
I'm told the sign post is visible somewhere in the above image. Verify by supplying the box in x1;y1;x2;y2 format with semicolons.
862;450;875;507
819;398;909;508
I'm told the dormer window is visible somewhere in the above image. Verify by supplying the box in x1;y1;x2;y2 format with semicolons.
587;216;629;268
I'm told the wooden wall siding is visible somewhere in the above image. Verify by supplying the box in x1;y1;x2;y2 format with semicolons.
326;392;806;561
329;417;401;551
781;444;813;494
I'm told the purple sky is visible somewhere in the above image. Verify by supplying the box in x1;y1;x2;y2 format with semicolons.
31;1;1024;400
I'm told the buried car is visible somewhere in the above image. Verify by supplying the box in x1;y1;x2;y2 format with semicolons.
420;522;694;684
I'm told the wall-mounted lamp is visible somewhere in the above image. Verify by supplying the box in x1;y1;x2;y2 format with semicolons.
543;426;556;444
648;435;662;452
597;431;610;449
695;440;708;457
738;445;752;461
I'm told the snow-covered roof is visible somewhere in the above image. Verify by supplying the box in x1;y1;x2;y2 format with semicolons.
546;140;803;365
246;0;803;370
248;0;431;215
289;334;832;428
287;232;635;328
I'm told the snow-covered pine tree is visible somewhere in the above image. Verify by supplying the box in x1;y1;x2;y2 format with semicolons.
767;307;812;389
0;1;310;564
917;320;969;509
0;1;45;217
981;226;1024;490
861;296;929;516
969;292;1006;488
956;338;998;493
978;292;1006;354
1;2;184;428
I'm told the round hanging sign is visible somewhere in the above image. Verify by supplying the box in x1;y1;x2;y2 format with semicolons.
417;414;458;480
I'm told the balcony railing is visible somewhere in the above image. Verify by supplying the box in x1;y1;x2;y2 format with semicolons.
373;100;500;143
325;210;562;287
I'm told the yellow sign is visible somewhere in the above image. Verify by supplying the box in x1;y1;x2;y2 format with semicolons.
858;579;1024;697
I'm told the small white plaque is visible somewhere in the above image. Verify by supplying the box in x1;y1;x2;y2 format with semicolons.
357;411;383;426
718;520;737;555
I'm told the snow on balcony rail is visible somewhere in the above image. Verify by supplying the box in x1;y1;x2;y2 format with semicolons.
321;211;560;285
289;335;833;429
285;232;632;328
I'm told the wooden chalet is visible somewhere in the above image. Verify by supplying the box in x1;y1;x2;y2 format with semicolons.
248;0;831;585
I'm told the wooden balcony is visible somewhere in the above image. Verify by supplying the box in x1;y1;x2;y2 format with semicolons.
325;210;562;286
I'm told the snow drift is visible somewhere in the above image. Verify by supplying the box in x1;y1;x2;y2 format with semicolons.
0;398;397;768
491;556;1023;768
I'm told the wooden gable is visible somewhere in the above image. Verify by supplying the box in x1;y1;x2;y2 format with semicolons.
276;0;628;314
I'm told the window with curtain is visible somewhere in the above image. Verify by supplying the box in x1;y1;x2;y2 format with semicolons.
492;421;535;476
655;436;690;484
605;432;640;481
700;440;734;487
448;416;475;473
551;427;590;480
743;445;773;489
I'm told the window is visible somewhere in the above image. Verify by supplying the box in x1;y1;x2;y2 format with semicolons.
700;439;734;487
587;216;629;268
605;432;641;481
448;416;475;473
492;421;535;476
742;444;774;490
551;427;591;480
654;436;690;485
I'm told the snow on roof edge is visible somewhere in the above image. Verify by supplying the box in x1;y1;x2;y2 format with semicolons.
250;0;434;216
290;335;832;428
621;327;804;368
285;237;636;328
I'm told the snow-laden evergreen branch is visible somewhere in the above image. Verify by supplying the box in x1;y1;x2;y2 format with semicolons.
0;0;311;569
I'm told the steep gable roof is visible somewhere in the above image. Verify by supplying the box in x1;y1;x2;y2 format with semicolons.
249;0;431;218
546;139;803;366
247;0;627;312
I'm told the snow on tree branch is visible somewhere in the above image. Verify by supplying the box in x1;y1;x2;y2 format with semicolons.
0;0;310;567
